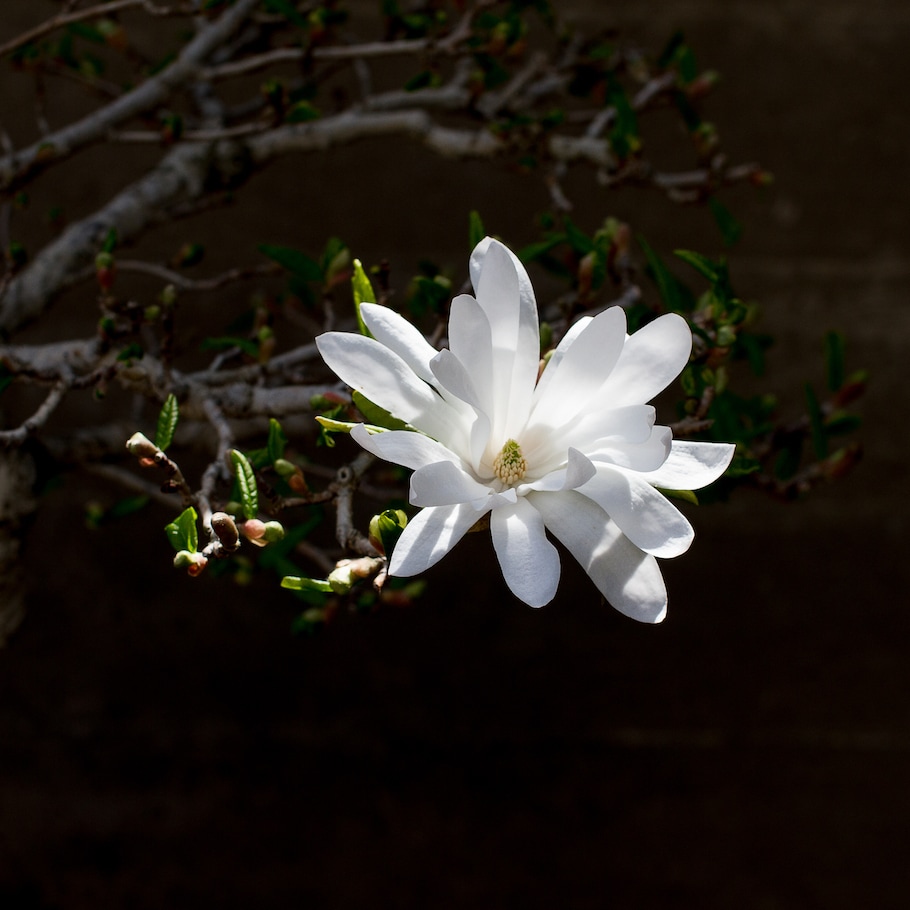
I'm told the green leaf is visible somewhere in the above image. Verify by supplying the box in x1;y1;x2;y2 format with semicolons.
638;237;692;313
564;217;593;255
352;391;411;431
468;211;485;250
155;393;179;452
286;101;320;123
165;507;198;554
824;330;846;392
351;259;376;336
199;335;260;358
263;0;308;28
674;249;719;283
258;244;323;282
267;418;287;464
708;197;743;247
656;488;699;505
230;450;259;520
281;575;334;593
805;383;828;460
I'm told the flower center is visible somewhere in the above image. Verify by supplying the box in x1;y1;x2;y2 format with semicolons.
492;439;527;485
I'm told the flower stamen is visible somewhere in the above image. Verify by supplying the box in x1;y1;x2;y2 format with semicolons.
493;439;527;485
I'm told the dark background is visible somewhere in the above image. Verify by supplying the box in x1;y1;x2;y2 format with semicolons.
1;1;908;907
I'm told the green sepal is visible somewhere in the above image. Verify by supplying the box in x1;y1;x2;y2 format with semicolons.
165;506;198;554
351;259;376;336
230;449;259;520
281;575;333;593
352;391;411;431
155;393;179;452
267;418;287;463
656;488;699;506
468;210;485;250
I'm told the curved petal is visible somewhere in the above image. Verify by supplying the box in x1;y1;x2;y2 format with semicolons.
586;425;673;473
448;294;494;415
388;502;484;577
598;313;692;407
524;405;657;470
359;303;439;385
527;306;626;431
533;315;592;405
471;239;539;439
350;424;462;471
409;461;493;508
430;349;492;470
639;441;736;491
529;490;668;623
577;465;694;558
316;332;455;442
519;447;596;494
490;497;560;607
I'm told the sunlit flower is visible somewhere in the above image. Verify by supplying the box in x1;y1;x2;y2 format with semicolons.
316;238;735;621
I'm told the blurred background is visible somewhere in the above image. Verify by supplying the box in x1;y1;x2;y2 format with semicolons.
0;1;907;907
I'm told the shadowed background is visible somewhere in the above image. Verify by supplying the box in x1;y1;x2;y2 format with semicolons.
0;1;907;907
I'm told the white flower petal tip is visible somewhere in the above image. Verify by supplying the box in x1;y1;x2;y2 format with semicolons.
318;237;735;619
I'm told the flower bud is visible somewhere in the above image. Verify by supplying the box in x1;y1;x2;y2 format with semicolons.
126;432;158;459
174;550;207;575
211;511;239;550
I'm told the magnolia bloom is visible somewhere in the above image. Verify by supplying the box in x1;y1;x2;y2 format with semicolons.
317;238;735;621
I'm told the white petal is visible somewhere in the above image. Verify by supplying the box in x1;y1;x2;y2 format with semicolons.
528;306;626;430
639;441;736;491
471;240;539;439
388;503;483;577
359;303;439;385
409;461;492;508
529;490;668;622
519;447;596;494
316;332;454;441
430;349;492;470
598;313;692;407
447;294;494;413
586;425;673;473
490;497;560;607
533;315;592;404
577;465;694;558
350;424;462;471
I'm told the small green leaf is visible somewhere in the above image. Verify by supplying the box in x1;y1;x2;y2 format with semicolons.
286;101;320;123
656;488;699;505
155;393;179;451
352;391;411;431
824;330;846;392
267;418;287;464
468;211;485;250
674;249;719;283
564;217;593;255
351;259;376;336
708;197;743;247
165;506;198;554
200;335;260;357
805;383;828;460
230;449;259;520
639;237;692;313
281;575;334;593
258;244;323;282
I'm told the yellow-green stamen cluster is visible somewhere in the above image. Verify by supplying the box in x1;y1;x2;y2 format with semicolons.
493;439;527;485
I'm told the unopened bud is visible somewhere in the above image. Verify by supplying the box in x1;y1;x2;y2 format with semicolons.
126;432;158;459
174;549;207;575
211;511;239;550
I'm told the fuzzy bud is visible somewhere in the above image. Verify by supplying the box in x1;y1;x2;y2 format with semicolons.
211;511;239;550
126;432;158;459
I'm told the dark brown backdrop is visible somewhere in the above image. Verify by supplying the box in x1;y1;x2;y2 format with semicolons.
0;2;907;908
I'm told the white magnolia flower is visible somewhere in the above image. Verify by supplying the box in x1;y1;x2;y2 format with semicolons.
316;238;735;621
